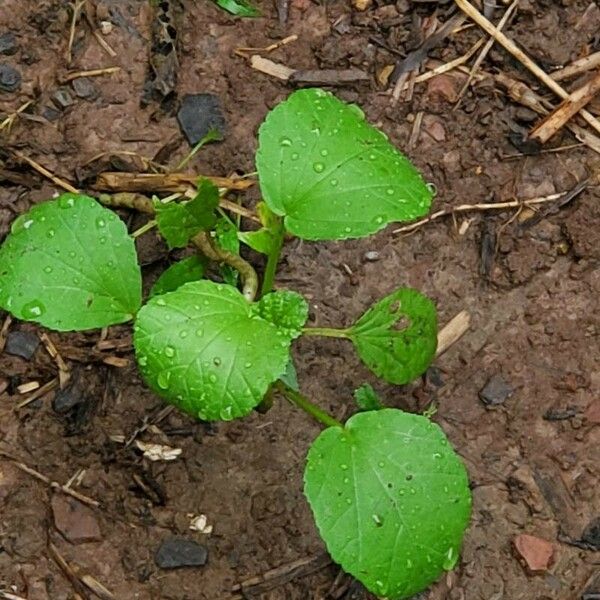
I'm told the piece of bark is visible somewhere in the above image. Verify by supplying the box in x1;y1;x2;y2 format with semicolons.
250;55;296;81
289;68;370;86
513;534;555;573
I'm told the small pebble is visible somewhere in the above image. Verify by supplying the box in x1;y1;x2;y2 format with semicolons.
52;385;84;414
155;537;208;569
42;105;61;122
0;32;18;56
363;251;380;262
177;93;225;146
582;517;600;550
71;77;99;100
479;374;513;406
52;88;74;109
5;331;39;360
0;63;21;92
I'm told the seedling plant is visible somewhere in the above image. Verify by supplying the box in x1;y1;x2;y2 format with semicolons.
0;89;471;599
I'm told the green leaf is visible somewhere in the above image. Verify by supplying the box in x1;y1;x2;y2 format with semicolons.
211;0;260;17
304;409;471;599
253;290;308;338
280;357;299;391
256;88;432;241
238;228;275;255
150;255;205;297
155;179;219;249
134;281;301;421
353;384;383;411
214;217;240;286
349;288;437;385
0;194;141;331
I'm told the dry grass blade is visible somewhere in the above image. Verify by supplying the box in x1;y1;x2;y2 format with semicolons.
11;151;79;193
437;311;471;357
455;0;600;137
551;51;600;82
62;66;121;82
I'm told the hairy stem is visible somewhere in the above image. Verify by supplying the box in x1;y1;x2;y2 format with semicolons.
260;218;285;297
275;381;343;429
192;232;258;302
302;326;350;339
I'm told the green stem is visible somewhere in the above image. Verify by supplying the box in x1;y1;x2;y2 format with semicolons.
260;218;285;297
302;326;350;339
275;382;343;429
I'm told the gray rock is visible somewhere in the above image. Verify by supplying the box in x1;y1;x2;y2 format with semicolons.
71;77;99;100
0;63;21;92
155;537;208;569
479;374;513;406
52;385;83;414
363;251;381;262
177;94;225;146
5;331;39;360
52;88;74;109
0;33;17;56
582;517;600;550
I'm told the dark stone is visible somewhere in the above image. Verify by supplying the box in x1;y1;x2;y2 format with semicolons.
42;105;61;122
582;572;600;600
155;537;208;569
52;88;74;109
52;386;84;414
0;63;21;92
71;77;99;100
177;94;225;146
5;331;39;360
479;374;513;406
0;33;18;56
582;517;600;550
425;366;445;388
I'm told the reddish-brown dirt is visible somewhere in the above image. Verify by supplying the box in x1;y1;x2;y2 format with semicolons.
1;1;599;599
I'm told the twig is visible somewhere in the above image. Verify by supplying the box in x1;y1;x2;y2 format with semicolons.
49;542;115;600
436;311;470;357
551;50;600;82
0;100;33;133
455;0;518;105
0;315;12;353
529;70;600;145
39;332;71;388
0;592;28;600
0;450;100;507
393;191;567;234
11;151;79;193
235;34;298;57
455;0;600;136
17;377;59;408
85;12;117;58
250;55;296;80
62;66;121;82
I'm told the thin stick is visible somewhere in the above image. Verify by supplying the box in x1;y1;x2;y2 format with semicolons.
436;311;470;357
62;66;121;82
393;191;566;234
17;377;59;408
0;315;11;353
0;100;33;132
67;0;87;64
0;450;100;507
455;0;518;104
455;0;600;137
235;34;298;57
12;151;79;193
529;70;600;144
551;50;600;82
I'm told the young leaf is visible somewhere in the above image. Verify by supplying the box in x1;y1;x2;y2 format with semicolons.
238;228;275;255
256;88;432;240
353;383;383;411
304;409;471;600
211;0;260;17
134;281;308;421
253;290;308;338
214;217;240;286
280;357;300;391
150;255;205;297
155;179;219;249
349;288;437;385
0;194;141;331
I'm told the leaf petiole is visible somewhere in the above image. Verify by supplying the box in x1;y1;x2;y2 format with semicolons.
260;216;285;297
275;381;343;429
302;326;350;339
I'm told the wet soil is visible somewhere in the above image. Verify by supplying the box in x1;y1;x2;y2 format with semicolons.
1;0;599;599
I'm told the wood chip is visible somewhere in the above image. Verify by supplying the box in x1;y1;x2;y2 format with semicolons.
250;55;296;81
513;534;555;573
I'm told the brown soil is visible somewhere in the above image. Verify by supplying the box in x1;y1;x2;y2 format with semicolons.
1;1;599;599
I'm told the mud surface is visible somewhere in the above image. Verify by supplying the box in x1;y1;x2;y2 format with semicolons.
1;0;599;598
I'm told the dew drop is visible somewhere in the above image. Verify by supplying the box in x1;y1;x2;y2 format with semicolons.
138;355;148;367
208;373;218;383
244;362;252;368
386;188;395;195
291;152;299;160
426;182;438;195
156;298;166;306
442;547;459;571
95;217;107;228
157;371;170;390
164;346;175;358
220;406;233;421
196;328;204;337
279;137;292;147
22;300;45;319
320;149;328;157
46;229;55;238
330;179;338;187
378;461;385;468
372;514;383;527
43;266;53;274
179;330;188;339
340;464;348;470
344;226;352;233
406;559;413;569
58;196;75;209
313;162;325;173
213;357;221;366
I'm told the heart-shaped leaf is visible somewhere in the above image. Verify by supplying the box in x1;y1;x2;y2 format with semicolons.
134;281;308;421
349;288;437;385
256;88;432;240
305;409;471;599
150;255;205;297
0;194;141;331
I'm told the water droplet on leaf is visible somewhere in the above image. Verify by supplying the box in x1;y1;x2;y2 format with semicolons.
22;300;45;319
